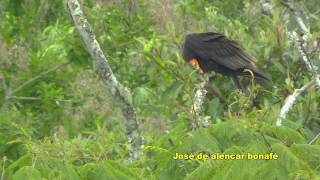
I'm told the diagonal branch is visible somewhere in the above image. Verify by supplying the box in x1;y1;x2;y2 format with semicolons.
309;132;320;145
285;0;320;88
12;60;71;94
276;80;315;126
259;0;320;125
67;0;142;161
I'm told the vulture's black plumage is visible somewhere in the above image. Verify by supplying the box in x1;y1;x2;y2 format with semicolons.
183;32;271;89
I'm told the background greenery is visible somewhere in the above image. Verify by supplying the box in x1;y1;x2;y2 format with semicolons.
0;0;319;179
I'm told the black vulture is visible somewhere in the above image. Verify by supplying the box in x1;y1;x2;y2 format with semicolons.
183;32;271;89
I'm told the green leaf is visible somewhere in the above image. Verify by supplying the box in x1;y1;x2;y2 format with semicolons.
60;164;80;180
290;144;320;170
7;154;32;176
207;97;222;117
12;166;42;180
262;125;306;145
162;81;183;105
78;161;138;180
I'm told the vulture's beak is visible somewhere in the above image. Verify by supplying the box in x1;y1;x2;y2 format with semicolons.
189;58;203;73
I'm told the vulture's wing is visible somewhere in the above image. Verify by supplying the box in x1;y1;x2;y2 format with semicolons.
186;33;256;71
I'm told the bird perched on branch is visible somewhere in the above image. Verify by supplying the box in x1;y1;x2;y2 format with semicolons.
183;32;271;89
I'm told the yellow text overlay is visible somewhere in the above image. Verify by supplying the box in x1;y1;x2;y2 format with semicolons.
173;152;278;160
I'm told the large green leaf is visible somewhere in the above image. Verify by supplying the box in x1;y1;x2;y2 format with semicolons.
12;166;42;180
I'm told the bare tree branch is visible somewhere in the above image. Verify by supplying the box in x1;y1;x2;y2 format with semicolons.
288;32;320;88
259;0;320;125
276;80;315;126
260;0;273;16
191;74;210;128
0;73;5;91
285;0;320;88
67;0;142;160
260;1;320;88
1;78;13;111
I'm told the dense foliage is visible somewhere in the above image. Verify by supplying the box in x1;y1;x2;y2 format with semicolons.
0;0;319;179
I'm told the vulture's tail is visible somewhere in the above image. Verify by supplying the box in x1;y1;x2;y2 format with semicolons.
240;68;272;88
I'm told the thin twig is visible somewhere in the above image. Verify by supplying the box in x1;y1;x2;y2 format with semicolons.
12;60;71;94
1;157;6;180
10;96;72;102
309;132;320;144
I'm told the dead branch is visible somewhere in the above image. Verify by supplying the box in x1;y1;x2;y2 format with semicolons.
1;78;13;111
259;0;273;16
191;74;210;128
285;0;320;88
276;80;315;126
67;0;142;160
259;0;320;125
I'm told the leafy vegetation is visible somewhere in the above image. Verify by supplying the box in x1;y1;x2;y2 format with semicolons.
0;0;319;179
